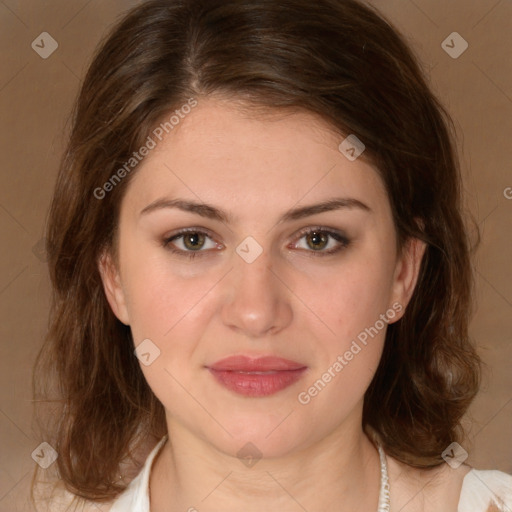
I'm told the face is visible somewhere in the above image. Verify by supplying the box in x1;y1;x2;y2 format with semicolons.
99;97;424;459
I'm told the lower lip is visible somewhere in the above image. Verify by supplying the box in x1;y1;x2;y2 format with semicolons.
208;368;307;397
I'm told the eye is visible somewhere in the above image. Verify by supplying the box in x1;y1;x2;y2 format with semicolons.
162;226;350;260
162;228;221;259
291;227;350;256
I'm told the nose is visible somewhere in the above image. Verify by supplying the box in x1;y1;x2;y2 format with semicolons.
220;246;293;339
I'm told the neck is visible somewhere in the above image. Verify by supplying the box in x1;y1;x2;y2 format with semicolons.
150;411;382;512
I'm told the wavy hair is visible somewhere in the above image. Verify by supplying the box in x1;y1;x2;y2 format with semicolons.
32;0;481;503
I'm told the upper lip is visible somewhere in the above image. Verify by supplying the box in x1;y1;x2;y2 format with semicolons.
207;355;306;372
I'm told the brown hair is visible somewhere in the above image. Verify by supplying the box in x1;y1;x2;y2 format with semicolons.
32;0;481;504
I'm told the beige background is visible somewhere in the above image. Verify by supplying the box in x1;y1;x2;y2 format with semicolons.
0;0;510;509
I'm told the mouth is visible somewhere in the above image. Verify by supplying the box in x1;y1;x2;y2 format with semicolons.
206;355;308;397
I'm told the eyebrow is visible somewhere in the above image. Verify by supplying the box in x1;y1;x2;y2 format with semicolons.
139;197;371;224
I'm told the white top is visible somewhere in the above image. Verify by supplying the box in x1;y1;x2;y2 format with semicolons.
109;436;512;512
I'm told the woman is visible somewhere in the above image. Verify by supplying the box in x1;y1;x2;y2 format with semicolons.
32;0;512;510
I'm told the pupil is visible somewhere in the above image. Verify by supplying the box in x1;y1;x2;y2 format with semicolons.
308;231;327;250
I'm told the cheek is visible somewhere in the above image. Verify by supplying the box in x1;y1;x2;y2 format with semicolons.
294;265;390;415
121;254;216;407
290;248;394;404
122;248;200;335
293;252;395;341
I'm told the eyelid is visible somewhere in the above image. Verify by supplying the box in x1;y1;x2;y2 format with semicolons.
164;226;218;241
292;225;348;240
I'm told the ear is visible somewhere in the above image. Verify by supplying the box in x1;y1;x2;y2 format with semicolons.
388;236;427;323
98;251;130;325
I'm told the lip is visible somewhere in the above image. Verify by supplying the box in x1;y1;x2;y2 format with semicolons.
209;355;306;372
206;355;308;397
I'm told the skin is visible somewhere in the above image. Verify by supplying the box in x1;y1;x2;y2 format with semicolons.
99;97;470;511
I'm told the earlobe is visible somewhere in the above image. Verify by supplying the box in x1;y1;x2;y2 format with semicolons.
389;237;427;322
97;251;130;325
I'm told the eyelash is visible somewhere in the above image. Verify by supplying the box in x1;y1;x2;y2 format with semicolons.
162;227;350;260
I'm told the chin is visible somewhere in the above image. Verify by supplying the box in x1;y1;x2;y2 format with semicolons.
197;409;318;461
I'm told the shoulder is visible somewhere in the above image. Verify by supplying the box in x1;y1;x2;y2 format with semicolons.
32;472;115;512
458;468;512;511
386;454;512;512
30;434;166;512
30;436;166;512
385;453;507;512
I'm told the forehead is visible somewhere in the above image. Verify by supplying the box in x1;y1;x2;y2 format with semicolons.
122;97;390;223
